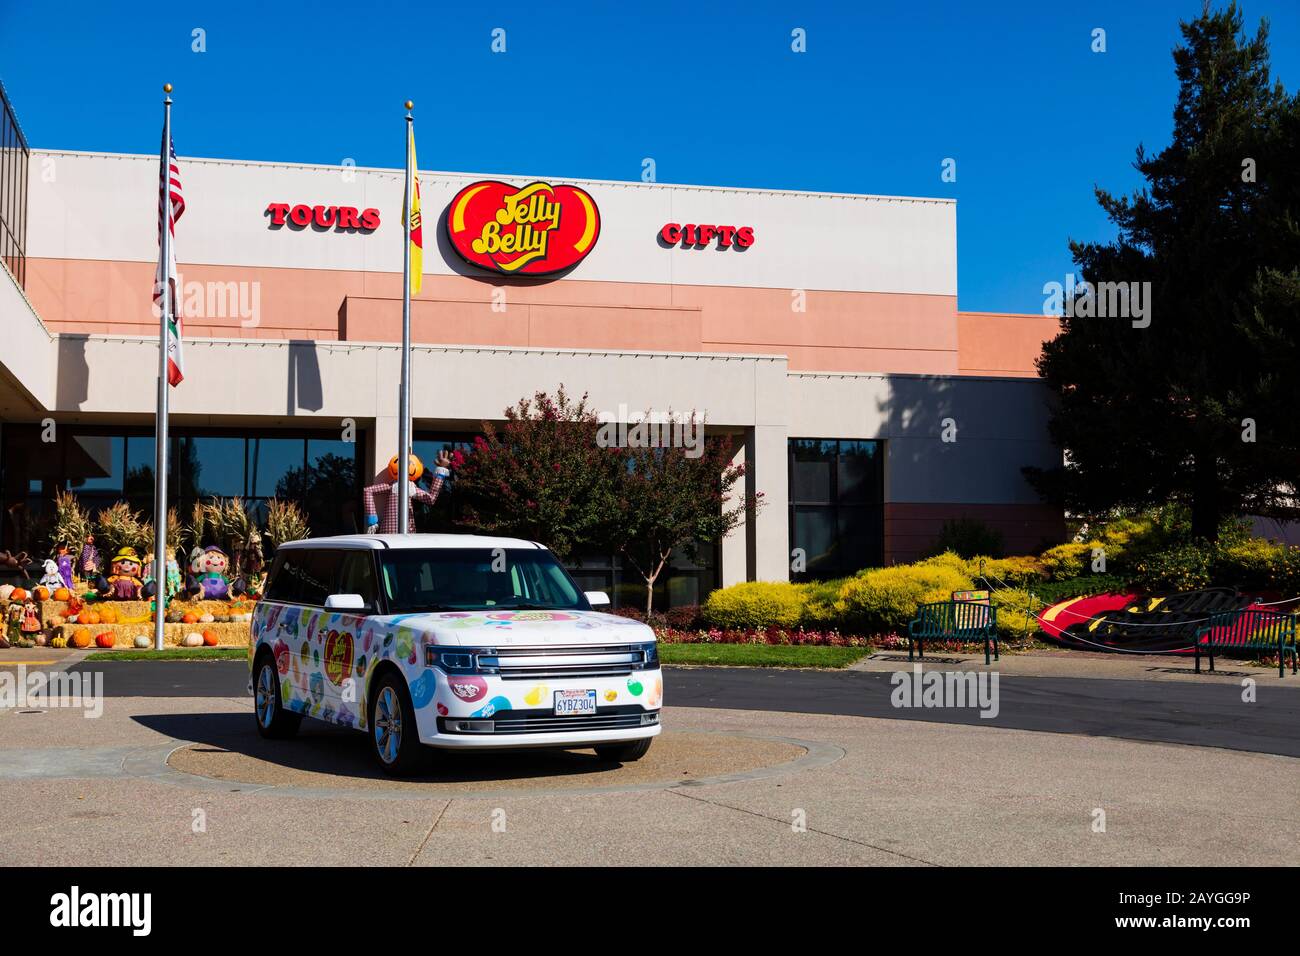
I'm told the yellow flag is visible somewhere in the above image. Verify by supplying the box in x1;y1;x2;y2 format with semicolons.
405;125;422;295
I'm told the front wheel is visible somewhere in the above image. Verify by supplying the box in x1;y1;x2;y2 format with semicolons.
253;656;301;739
369;673;429;776
594;737;653;763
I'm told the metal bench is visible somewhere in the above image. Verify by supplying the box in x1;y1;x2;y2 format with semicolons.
1194;608;1298;677
907;600;999;665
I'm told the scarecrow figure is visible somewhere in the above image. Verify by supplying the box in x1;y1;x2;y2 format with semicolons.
363;451;452;534
185;545;246;601
20;599;41;636
142;553;183;602
79;534;101;583
97;546;145;600
54;543;74;591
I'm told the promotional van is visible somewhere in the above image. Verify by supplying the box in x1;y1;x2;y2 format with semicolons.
249;534;662;775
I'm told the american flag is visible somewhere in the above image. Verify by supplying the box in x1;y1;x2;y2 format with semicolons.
154;133;185;386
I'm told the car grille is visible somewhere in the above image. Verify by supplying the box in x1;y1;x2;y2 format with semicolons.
482;644;653;681
439;707;657;736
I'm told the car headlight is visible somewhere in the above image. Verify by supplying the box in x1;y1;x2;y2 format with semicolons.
425;647;497;674
640;641;659;667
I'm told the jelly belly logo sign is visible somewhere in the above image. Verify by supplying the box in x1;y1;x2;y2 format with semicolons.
446;181;600;275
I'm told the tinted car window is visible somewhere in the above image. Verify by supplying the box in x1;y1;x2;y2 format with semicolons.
265;552;302;603
337;551;378;611
300;550;343;606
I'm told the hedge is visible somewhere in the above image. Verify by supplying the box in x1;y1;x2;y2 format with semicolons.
694;521;1300;638
701;581;806;630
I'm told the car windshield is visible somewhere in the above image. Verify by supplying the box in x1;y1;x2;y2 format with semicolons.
378;548;590;613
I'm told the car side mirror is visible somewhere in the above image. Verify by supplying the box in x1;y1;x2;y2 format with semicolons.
325;593;367;611
584;590;611;607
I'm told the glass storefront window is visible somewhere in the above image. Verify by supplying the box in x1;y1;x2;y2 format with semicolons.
789;438;884;580
67;435;122;492
248;438;304;498
178;437;245;498
0;425;364;556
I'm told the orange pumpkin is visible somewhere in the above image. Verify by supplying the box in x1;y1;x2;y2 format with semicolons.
79;610;100;626
34;586;50;601
9;588;26;602
95;632;115;648
53;588;71;601
182;611;200;624
202;630;219;647
71;628;92;649
97;605;118;624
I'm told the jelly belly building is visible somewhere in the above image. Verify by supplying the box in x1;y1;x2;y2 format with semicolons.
0;129;1064;606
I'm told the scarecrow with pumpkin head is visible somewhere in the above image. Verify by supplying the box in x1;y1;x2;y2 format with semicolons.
362;451;453;534
97;546;145;600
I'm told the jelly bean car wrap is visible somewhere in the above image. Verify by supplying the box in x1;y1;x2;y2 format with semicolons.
251;603;662;749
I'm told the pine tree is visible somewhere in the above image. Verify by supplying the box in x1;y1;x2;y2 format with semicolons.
1031;2;1300;541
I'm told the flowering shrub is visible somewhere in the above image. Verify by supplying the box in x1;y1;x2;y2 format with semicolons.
702;581;806;630
654;626;871;647
834;564;973;633
1130;543;1214;590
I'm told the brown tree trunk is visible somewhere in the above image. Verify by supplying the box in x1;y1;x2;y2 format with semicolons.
1190;452;1222;543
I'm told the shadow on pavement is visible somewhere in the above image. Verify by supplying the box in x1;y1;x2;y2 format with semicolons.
131;712;624;784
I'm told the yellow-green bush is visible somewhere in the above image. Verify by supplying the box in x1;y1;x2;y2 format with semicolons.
989;587;1039;640
834;564;974;633
981;554;1047;585
702;581;806;630
1039;541;1100;580
917;551;975;577
799;576;849;629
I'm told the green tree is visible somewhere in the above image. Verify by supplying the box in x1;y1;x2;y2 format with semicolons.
614;415;752;616
452;387;624;559
1030;2;1300;541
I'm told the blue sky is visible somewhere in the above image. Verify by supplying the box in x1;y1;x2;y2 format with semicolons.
2;0;1296;313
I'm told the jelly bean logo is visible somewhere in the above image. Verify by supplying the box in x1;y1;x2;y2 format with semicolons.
523;684;549;706
448;676;488;703
272;639;290;675
626;678;644;697
410;670;437;709
603;689;618;703
446;181;600;276
472;695;511;719
323;629;354;685
486;610;578;622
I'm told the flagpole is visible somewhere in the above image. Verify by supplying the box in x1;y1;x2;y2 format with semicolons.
153;83;173;650
397;100;413;534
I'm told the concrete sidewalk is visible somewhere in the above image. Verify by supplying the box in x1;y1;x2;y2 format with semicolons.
0;692;1295;866
851;645;1300;685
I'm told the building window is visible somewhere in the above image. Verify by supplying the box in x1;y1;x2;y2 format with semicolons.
0;80;29;289
788;439;883;579
0;424;365;555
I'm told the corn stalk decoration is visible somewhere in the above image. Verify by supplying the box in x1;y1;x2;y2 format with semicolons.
94;501;150;558
49;489;92;553
265;498;310;553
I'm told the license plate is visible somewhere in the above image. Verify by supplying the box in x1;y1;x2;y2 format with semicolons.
554;689;597;716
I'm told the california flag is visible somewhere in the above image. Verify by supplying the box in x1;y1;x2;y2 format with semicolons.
154;133;186;386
